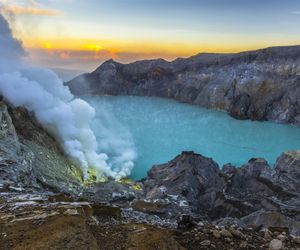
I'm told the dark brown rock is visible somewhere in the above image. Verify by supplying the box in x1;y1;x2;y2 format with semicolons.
132;199;168;214
91;204;121;219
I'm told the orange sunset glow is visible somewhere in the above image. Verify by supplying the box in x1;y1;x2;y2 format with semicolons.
1;0;300;71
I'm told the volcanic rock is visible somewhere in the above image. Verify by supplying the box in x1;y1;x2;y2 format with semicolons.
1;98;300;249
142;150;300;235
67;46;300;125
269;239;283;250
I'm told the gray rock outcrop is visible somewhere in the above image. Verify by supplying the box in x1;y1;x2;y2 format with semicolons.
141;151;300;235
67;45;300;125
0;101;82;194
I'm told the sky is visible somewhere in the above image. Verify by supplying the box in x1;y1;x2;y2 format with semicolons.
1;0;300;71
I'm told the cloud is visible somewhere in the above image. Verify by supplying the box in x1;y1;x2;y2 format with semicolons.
4;5;60;16
0;0;60;16
26;48;119;70
0;13;136;180
26;47;179;71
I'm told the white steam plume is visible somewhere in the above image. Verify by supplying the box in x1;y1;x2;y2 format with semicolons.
0;13;136;180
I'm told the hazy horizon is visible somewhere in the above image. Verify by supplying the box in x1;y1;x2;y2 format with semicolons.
1;0;300;71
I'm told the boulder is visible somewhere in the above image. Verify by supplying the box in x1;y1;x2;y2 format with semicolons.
274;151;300;192
143;151;223;216
269;239;283;250
132;199;169;214
241;211;300;236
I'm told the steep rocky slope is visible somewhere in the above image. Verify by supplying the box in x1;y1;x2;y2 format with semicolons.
67;45;300;125
0;100;82;194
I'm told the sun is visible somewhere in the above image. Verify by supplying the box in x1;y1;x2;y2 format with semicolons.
44;42;52;49
84;44;103;52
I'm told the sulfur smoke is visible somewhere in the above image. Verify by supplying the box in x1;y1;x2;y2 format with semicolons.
0;13;136;180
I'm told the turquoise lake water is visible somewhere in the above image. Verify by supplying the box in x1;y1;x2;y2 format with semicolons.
85;96;300;180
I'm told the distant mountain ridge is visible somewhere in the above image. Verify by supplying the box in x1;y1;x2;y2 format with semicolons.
67;45;300;125
51;68;86;81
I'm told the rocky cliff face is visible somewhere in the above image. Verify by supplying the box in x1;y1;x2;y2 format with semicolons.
67;46;300;125
0;100;82;194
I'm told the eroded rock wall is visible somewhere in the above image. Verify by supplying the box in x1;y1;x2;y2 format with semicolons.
0;101;82;194
67;46;300;125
